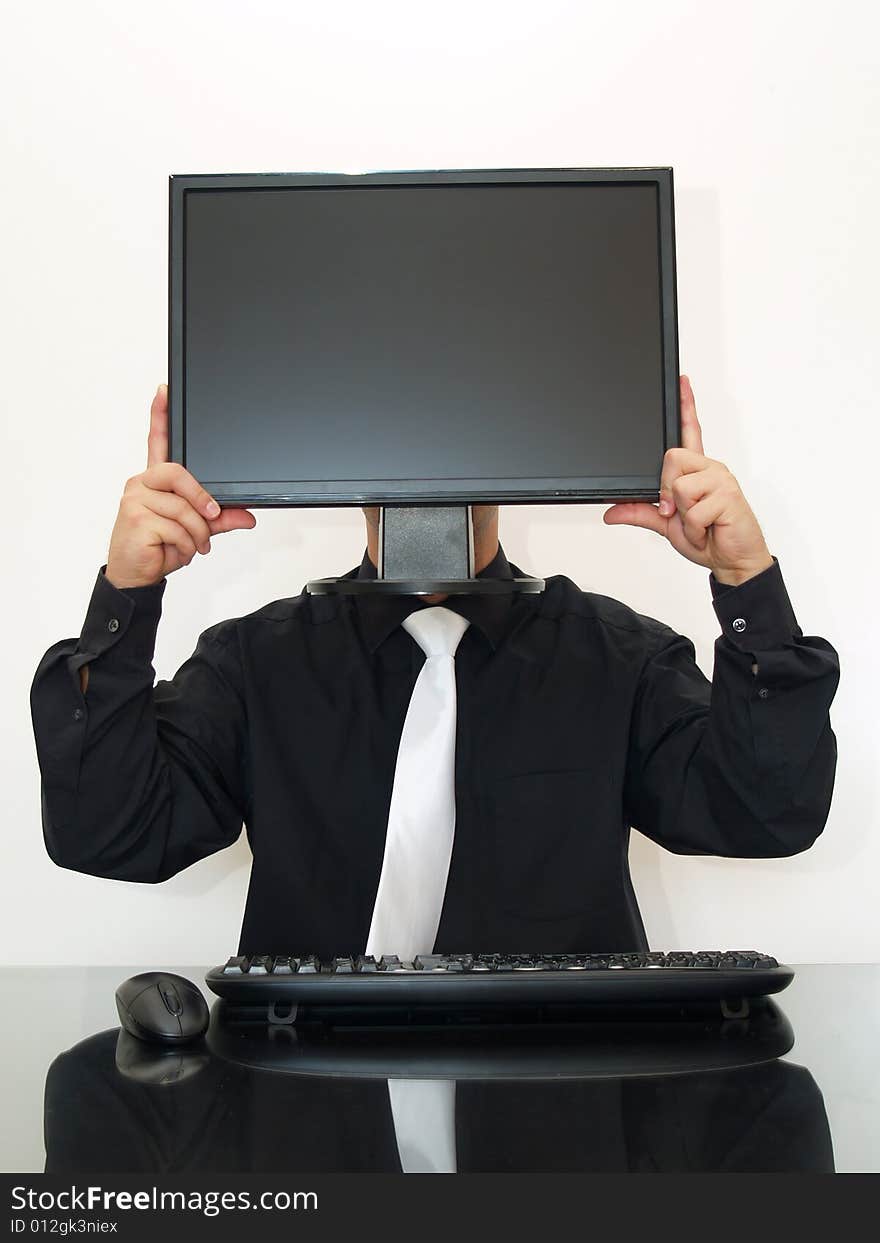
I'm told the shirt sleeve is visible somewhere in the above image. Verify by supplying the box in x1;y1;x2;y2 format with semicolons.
623;557;840;857
29;565;248;883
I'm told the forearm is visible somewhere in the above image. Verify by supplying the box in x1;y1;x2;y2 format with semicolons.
30;566;245;883
645;640;838;856
626;559;840;857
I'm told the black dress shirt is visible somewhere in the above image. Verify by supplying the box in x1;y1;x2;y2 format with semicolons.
30;545;839;955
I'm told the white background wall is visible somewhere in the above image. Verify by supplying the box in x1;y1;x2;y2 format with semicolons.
3;0;876;965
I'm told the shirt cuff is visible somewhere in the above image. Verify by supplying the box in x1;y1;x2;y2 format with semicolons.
75;565;167;664
709;557;801;652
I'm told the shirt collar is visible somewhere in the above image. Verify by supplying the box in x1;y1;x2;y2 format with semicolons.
351;541;519;653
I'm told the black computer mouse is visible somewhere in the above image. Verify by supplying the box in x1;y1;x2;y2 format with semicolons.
115;972;209;1045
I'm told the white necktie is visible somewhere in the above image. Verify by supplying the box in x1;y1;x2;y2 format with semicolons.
388;1078;457;1173
366;606;470;961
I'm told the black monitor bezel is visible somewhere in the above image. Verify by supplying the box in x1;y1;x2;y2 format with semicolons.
168;167;681;507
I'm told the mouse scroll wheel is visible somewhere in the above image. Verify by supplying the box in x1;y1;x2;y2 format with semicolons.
159;983;183;1015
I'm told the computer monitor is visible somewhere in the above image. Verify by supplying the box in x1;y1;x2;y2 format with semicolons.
168;167;681;510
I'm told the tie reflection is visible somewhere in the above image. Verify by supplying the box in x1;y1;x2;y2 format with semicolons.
43;997;834;1173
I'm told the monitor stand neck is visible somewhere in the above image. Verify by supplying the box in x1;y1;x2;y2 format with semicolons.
306;506;544;596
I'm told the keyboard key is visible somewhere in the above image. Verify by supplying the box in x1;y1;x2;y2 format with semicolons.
222;957;249;975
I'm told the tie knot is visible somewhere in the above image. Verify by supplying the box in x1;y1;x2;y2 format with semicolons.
403;606;470;658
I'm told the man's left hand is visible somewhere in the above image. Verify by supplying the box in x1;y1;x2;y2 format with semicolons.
603;375;775;587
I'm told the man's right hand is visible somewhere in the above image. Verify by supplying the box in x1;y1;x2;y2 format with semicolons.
104;383;257;590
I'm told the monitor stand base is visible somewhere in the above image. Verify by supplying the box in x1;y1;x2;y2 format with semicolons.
306;506;545;596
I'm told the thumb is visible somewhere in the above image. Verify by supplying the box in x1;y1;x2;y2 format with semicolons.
208;508;258;534
603;503;667;536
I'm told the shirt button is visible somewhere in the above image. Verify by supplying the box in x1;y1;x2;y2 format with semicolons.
757;687;769;700
108;618;119;633
73;708;84;721
732;618;747;633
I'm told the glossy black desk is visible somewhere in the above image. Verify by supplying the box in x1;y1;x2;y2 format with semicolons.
3;965;877;1173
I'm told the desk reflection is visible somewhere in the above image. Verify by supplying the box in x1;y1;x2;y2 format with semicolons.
44;998;834;1173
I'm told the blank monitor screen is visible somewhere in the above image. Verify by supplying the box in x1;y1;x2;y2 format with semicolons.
169;169;680;505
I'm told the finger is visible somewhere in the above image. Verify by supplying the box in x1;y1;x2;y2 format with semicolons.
141;461;220;521
207;507;258;534
144;512;200;563
670;469;714;514
147;384;169;469
129;488;213;553
658;446;712;516
679;374;705;456
603;502;667;537
679;492;727;552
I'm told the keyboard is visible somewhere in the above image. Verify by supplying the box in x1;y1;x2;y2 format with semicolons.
205;951;793;1007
